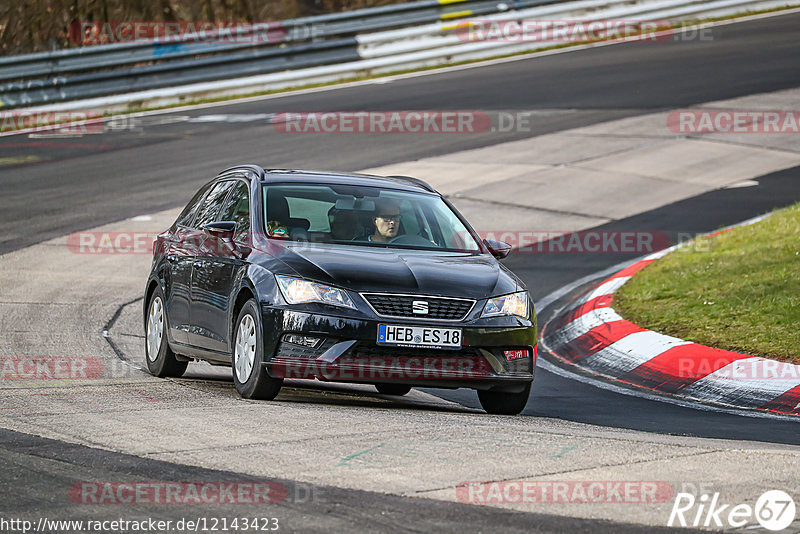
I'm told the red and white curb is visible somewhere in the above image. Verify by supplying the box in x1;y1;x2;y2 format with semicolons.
540;215;800;417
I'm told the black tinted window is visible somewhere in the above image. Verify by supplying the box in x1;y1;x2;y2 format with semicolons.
219;181;251;241
175;182;213;228
192;181;236;229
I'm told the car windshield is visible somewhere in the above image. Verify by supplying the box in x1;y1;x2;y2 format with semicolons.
261;183;482;252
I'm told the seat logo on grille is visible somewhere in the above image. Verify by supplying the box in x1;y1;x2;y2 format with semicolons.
412;301;429;315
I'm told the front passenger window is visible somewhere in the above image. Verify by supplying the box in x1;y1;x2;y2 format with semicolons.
176;183;213;228
192;181;236;229
219;181;251;242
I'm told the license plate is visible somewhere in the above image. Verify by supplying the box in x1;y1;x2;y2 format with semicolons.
377;324;462;349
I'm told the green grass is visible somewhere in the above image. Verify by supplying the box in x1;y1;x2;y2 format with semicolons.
614;203;800;364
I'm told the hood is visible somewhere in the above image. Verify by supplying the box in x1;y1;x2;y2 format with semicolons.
265;243;521;299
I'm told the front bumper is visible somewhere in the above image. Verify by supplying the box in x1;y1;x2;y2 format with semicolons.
260;307;537;392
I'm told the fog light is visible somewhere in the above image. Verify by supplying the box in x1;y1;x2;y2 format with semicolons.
284;334;322;348
503;349;528;361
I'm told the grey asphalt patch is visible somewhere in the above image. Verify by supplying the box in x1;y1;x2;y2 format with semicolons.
1;427;692;534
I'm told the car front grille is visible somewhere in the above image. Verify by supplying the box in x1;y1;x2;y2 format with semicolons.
361;293;475;321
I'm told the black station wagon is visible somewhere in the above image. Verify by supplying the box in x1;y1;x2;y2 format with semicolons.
144;166;537;414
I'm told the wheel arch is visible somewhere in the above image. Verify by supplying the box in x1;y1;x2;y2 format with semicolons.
230;283;258;344
143;277;161;326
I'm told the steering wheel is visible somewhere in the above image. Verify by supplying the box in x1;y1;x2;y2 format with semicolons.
388;234;437;246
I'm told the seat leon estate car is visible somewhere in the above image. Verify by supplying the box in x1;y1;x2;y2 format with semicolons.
144;165;537;414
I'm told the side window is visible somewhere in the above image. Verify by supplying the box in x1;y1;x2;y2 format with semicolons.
219;181;251;241
175;183;213;228
192;181;236;229
430;205;480;251
285;197;332;231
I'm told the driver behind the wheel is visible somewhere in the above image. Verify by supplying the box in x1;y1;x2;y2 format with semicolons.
367;199;402;243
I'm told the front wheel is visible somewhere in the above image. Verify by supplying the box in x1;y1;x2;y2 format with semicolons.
232;299;283;400
145;287;188;378
375;384;412;396
477;383;531;415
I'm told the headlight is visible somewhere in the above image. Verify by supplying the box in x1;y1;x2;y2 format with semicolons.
275;275;355;310
481;291;529;319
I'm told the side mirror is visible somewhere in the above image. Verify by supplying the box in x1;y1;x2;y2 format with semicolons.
203;221;236;237
202;221;247;257
483;238;512;259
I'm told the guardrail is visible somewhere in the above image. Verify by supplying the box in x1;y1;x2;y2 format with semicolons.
0;0;529;82
0;0;791;110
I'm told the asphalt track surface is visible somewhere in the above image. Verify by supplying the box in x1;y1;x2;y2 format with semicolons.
1;11;800;532
0;428;692;534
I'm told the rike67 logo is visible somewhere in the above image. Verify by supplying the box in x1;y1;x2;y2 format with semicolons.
669;490;796;531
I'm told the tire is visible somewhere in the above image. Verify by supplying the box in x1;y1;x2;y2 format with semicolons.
232;299;283;400
477;383;531;415
375;384;412;396
145;287;188;378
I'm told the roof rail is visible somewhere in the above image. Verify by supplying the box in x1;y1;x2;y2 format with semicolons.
385;175;436;193
217;164;265;179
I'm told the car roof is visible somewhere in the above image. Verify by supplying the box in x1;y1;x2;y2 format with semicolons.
218;166;437;194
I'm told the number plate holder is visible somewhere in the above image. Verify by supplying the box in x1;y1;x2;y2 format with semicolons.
377;324;462;349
